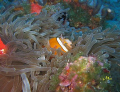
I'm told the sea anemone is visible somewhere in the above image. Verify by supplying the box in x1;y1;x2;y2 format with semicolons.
0;4;80;92
0;2;120;92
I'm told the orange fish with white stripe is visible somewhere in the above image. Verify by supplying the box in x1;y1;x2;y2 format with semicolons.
49;37;72;55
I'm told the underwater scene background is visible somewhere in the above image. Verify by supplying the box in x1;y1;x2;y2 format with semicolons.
0;0;120;92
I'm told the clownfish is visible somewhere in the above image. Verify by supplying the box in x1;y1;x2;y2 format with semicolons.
49;37;72;54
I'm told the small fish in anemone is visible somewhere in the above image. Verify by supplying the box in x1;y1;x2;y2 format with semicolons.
0;38;6;54
57;12;68;25
30;2;42;15
49;37;72;55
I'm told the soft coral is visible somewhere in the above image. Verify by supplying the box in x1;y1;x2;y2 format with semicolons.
0;38;5;54
31;2;42;15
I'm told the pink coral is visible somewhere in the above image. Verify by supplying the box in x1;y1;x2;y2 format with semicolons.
88;56;96;64
97;61;104;66
0;38;6;54
31;2;42;15
59;73;78;92
58;56;103;91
